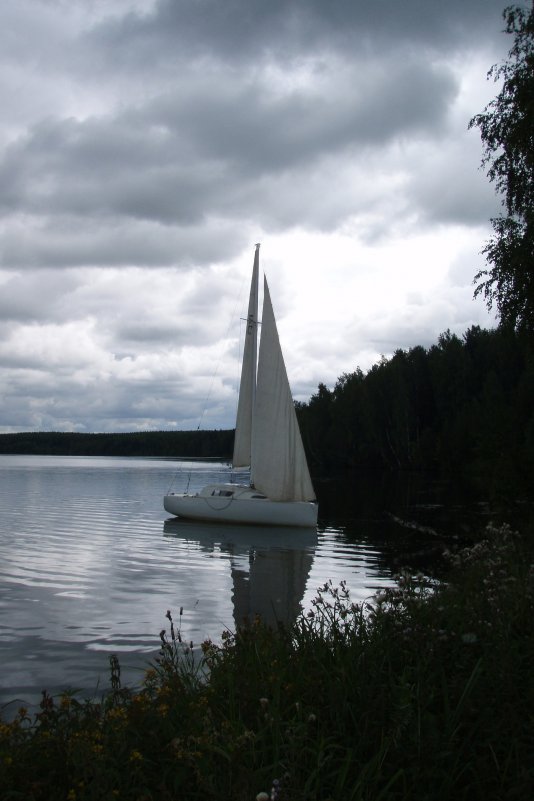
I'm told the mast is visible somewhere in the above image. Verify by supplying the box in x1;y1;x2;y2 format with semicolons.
232;244;259;473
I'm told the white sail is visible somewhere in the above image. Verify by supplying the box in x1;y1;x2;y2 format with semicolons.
232;244;259;468
164;246;318;527
252;277;316;502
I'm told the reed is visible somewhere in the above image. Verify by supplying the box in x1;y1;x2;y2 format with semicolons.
1;522;533;800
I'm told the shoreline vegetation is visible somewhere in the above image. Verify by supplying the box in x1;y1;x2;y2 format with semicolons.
0;429;234;460
1;522;533;799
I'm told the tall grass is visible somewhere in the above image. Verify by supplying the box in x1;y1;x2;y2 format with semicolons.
1;523;533;800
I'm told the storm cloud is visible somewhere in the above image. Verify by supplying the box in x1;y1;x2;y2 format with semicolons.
0;0;508;432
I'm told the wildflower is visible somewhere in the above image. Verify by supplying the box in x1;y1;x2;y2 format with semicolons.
259;697;269;709
107;706;127;721
129;749;143;762
256;793;270;801
308;713;317;723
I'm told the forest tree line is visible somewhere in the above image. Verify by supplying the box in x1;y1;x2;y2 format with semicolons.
0;429;234;459
296;325;534;483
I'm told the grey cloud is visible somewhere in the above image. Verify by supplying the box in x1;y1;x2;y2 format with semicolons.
0;215;245;269
353;293;496;362
406;136;502;227
0;52;457;263
0;0;509;433
114;322;191;345
91;0;506;70
0;355;219;433
158;57;457;169
0;270;81;322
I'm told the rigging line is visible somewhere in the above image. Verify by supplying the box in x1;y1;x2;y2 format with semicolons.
177;272;249;492
231;314;245;485
195;275;248;433
230;314;261;486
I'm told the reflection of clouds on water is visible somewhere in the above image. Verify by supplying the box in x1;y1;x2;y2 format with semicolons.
163;519;317;628
0;455;401;706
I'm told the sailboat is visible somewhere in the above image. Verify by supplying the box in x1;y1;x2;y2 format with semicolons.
164;244;318;527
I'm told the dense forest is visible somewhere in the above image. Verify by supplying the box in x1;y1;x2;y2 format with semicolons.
1;326;532;491
0;429;233;459
296;325;534;484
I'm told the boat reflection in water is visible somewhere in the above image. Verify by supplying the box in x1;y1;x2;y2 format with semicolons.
163;518;317;629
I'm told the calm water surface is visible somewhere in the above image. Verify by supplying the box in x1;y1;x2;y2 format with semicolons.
0;454;467;709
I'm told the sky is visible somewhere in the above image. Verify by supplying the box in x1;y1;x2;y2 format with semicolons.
0;0;515;434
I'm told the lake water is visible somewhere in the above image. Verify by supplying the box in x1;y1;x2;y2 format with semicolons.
0;454;484;712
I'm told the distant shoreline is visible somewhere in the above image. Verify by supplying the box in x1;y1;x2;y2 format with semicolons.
0;430;234;459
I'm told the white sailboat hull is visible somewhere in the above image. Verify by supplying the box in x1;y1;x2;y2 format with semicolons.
164;484;318;528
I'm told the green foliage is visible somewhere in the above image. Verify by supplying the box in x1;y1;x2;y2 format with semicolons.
1;523;533;800
297;325;534;487
469;4;534;331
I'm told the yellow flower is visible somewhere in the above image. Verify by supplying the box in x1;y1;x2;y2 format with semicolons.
108;707;127;720
129;749;143;762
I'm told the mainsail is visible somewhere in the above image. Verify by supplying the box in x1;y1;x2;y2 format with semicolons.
251;277;316;502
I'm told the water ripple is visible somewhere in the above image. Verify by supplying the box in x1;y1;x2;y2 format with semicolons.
0;454;394;706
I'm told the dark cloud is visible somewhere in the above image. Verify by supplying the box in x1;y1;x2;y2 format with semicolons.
92;0;506;69
0;53;457;268
0;0;507;431
0;270;81;322
403;136;502;227
0;215;246;269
